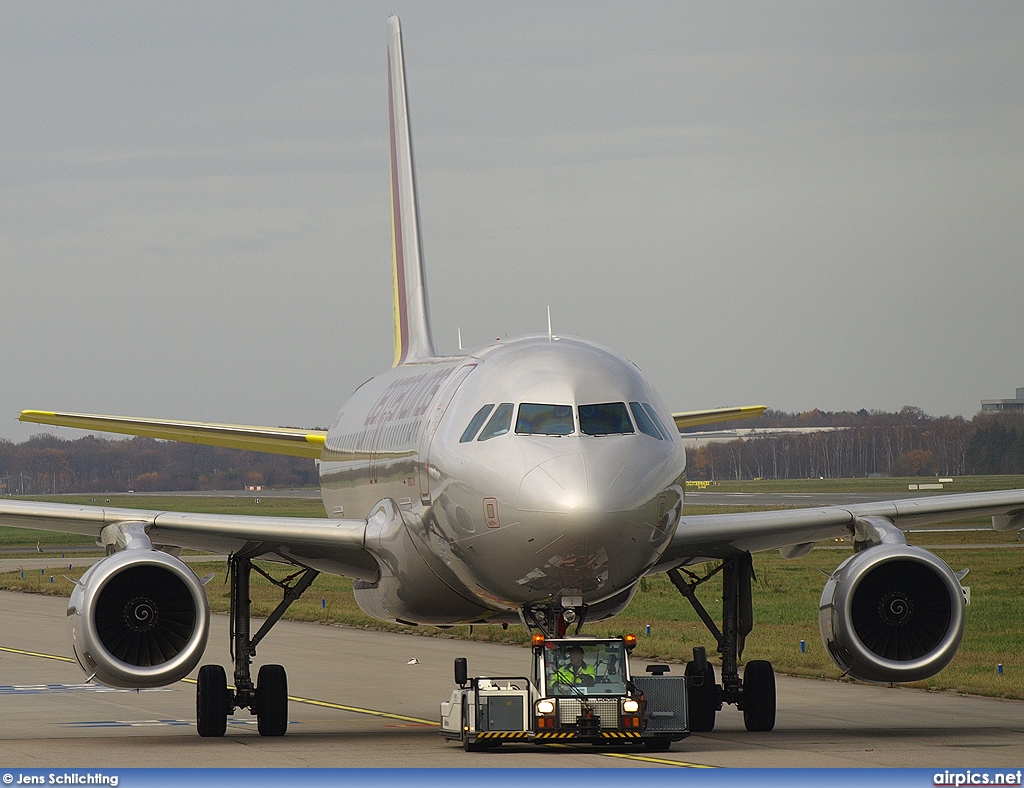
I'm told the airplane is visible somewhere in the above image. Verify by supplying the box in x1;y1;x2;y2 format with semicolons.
3;15;1024;742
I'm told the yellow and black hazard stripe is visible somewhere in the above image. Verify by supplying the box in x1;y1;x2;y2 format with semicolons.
532;731;643;740
472;730;647;743
533;731;644;740
476;731;531;740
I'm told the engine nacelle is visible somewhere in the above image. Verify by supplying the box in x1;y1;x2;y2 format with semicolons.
68;549;210;688
819;544;964;684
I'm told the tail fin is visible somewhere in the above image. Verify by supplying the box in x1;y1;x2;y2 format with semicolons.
388;16;435;366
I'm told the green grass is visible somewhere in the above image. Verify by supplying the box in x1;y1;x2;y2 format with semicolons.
0;495;328;547
0;529;95;547
22;494;328;518
3;547;1020;699
703;475;1024;494
3;484;1023;699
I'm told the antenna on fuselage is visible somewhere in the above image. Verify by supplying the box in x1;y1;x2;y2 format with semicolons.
546;306;559;341
458;327;463;351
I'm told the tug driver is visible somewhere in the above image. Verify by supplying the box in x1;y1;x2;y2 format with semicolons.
554;645;596;687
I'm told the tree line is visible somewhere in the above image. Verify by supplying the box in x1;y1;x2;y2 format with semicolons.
3;408;1023;493
0;434;318;495
685;408;1024;481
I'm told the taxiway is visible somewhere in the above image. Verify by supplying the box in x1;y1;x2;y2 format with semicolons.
1;590;1021;768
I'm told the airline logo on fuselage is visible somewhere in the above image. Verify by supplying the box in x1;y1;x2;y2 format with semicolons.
363;367;457;428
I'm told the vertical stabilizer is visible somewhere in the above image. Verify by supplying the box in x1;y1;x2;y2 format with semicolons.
388;16;436;366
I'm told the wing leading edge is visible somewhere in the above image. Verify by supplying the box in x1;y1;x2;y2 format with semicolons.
653;488;1024;571
19;410;327;459
0;498;378;581
672;405;767;430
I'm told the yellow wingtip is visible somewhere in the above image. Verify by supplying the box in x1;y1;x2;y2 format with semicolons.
19;409;57;423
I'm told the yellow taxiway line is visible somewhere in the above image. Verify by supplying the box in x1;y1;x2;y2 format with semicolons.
1;644;712;767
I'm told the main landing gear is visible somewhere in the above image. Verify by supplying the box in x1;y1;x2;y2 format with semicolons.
195;554;319;737
668;553;777;733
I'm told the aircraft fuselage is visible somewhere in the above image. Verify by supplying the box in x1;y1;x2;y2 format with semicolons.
320;334;685;625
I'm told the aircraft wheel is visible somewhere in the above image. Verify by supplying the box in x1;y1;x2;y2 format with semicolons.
742;660;776;732
684;660;717;732
256;664;289;736
196;664;229;738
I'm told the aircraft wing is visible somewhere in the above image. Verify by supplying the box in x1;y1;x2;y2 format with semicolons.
0;499;379;582
672;406;767;430
19;410;327;459
653;489;1024;570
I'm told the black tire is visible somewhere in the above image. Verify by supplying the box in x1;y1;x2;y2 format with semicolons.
742;660;776;732
643;738;672;752
256;664;289;737
196;664;229;738
684;660;717;732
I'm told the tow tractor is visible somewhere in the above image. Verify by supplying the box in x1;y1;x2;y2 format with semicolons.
441;634;689;751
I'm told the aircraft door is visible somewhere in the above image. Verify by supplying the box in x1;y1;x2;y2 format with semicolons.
418;363;476;502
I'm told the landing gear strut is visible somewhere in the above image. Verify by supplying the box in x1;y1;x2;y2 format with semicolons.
668;553;776;732
196;554;319;737
521;597;588;639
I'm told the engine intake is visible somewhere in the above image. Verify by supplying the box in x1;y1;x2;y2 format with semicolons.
68;549;210;688
818;544;964;683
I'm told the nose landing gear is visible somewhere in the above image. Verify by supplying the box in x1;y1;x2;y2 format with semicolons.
521;594;588;639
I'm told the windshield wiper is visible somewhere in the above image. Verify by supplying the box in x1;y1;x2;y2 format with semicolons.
553;676;593;714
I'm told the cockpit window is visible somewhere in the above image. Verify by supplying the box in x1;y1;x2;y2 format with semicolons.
579;402;634;435
460;404;494;443
477;402;514;441
642;403;674;441
629;402;662;439
515;404;575;436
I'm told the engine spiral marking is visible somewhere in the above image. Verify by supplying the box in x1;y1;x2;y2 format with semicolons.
124;597;159;633
878;591;913;627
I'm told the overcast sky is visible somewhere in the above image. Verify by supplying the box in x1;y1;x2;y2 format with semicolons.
2;2;1022;443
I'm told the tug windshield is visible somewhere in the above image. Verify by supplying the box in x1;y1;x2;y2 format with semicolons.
543;640;628;696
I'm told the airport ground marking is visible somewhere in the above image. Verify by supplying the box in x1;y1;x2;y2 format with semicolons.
3;645;439;726
0;645;75;663
3;643;714;765
598;750;713;768
275;693;438;726
178;677;439;725
543;741;712;768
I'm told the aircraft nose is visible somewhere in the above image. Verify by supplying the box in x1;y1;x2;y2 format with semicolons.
518;452;644;514
507;448;674;599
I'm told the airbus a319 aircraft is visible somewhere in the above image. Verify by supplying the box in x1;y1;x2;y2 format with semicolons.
3;17;1023;741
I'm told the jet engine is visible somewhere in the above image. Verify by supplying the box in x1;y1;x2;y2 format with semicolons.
68;549;211;688
818;544;964;684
